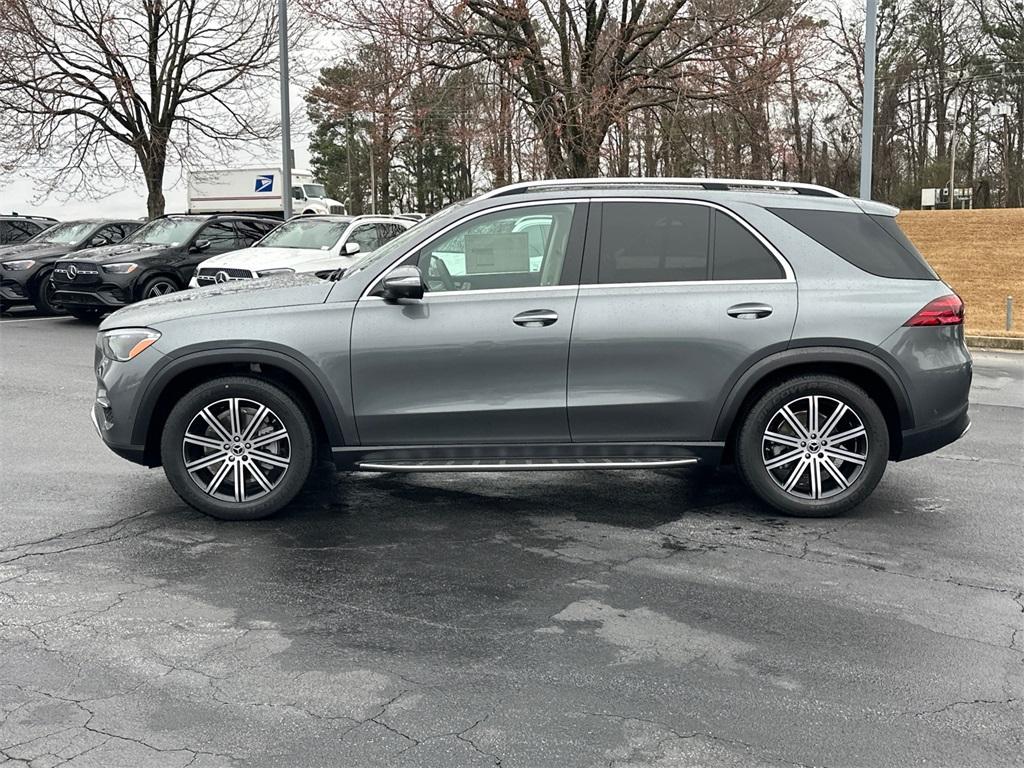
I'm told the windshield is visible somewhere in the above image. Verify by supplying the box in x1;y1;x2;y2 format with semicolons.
127;217;204;246
30;221;95;245
257;218;352;249
341;201;468;279
302;184;327;199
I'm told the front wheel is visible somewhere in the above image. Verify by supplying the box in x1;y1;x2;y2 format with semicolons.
140;275;178;300
736;375;889;517
32;269;67;315
160;377;316;520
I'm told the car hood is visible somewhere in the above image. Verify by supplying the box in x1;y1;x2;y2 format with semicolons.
197;246;333;271
99;273;333;330
0;242;73;261
284;254;362;274
61;241;170;263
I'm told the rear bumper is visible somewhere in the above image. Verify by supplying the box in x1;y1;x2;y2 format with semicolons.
895;404;970;461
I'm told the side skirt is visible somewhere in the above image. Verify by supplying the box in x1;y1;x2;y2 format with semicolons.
331;442;725;471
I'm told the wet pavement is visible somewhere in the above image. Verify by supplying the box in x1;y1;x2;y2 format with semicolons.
1;312;1022;767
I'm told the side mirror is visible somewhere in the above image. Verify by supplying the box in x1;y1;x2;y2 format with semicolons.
343;241;360;256
89;236;109;247
380;265;425;301
191;239;211;253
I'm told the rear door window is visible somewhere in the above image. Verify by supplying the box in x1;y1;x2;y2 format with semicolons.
197;221;239;254
349;224;381;253
769;208;937;280
598;202;710;284
234;219;274;247
712;211;784;280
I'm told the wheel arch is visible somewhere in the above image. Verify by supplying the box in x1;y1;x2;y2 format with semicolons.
713;346;913;462
134;348;346;466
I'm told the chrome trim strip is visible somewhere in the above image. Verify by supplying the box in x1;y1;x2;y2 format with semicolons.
356;457;700;472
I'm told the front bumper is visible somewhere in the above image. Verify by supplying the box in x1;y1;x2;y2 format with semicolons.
92;346;164;466
55;288;130;308
0;271;37;305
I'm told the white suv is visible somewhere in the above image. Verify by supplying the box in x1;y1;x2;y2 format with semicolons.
189;215;411;287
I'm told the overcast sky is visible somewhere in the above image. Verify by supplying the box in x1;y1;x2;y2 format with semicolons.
1;41;327;220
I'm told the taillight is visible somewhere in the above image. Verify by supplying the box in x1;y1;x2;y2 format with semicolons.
905;294;964;326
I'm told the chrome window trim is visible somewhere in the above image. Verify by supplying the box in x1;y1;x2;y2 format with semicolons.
360;196;794;300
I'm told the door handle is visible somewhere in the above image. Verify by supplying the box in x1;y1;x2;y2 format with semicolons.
513;309;559;327
727;303;773;319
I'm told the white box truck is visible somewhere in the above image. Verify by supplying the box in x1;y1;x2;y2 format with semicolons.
186;167;346;217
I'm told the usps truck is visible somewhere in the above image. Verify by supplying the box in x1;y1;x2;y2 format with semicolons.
186;167;346;217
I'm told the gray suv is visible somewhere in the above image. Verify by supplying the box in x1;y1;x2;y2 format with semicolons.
91;178;972;521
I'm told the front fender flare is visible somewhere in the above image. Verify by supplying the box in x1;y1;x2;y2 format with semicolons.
129;344;348;450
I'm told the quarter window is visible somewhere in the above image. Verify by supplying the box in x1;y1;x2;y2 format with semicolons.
414;204;576;292
599;203;710;284
712;212;784;280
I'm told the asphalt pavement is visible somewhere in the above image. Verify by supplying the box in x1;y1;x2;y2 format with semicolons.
1;310;1022;767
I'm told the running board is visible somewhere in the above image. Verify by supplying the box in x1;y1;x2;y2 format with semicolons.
356;457;700;472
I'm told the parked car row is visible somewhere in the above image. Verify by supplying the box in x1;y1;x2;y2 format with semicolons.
0;212;419;318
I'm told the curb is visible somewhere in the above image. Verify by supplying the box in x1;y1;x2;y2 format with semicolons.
966;335;1024;351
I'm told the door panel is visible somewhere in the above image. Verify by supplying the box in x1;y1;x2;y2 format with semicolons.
350;289;578;445
568;282;796;441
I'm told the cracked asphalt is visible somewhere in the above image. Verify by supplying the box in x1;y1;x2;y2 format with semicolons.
1;311;1022;767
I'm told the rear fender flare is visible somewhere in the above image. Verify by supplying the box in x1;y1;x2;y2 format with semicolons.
712;343;915;441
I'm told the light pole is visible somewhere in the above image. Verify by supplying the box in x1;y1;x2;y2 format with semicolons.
278;0;293;219
858;0;878;201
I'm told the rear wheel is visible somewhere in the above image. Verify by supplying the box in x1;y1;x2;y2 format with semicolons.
736;375;889;517
160;376;315;520
67;307;104;322
32;269;67;315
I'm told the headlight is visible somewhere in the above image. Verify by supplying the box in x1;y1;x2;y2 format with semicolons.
102;263;138;274
100;328;161;362
257;268;294;277
1;260;36;271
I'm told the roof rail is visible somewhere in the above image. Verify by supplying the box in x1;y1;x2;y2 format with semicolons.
478;177;847;200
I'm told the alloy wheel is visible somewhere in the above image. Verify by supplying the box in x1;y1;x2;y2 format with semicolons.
146;280;176;298
181;397;291;502
761;395;868;500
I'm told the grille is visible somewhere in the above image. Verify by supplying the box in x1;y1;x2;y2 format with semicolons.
51;263;101;284
195;267;254;285
329;205;345;214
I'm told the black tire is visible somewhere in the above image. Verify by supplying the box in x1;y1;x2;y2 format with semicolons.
736;375;889;517
160;376;315;521
31;269;67;316
66;307;104;322
139;275;178;301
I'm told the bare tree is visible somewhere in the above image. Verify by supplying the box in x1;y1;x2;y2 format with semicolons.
426;0;777;178
0;0;284;217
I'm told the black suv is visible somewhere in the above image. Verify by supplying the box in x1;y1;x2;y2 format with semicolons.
52;214;278;321
0;214;57;246
0;220;142;315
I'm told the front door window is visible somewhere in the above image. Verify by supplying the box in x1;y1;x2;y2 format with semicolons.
414;204;575;292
